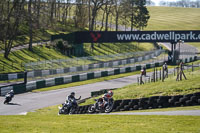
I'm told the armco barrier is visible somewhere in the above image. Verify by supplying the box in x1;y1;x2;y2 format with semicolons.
0;50;164;81
0;61;164;96
70;92;200;115
0;55;197;96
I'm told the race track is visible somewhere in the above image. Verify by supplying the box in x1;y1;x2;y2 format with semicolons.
0;42;198;115
0;73;141;115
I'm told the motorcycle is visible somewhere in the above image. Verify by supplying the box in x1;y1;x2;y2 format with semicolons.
58;99;78;115
4;93;13;104
88;97;114;113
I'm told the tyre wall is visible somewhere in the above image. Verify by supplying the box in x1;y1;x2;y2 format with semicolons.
73;92;200;114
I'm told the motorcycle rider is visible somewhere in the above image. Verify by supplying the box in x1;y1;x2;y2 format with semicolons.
102;90;113;103
7;90;14;98
95;90;114;109
67;92;81;107
4;90;14;104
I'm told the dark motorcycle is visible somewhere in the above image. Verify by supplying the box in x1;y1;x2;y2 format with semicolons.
88;97;114;113
58;99;77;115
4;93;13;104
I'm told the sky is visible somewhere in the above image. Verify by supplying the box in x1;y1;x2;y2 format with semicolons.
152;0;178;6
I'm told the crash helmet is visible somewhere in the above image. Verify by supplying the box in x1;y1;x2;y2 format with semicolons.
108;90;113;96
71;92;75;96
10;90;14;93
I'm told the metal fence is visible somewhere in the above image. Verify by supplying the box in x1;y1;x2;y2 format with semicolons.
137;62;200;85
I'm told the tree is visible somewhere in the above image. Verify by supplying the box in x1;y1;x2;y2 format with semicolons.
133;0;150;30
0;0;26;59
113;0;123;31
74;0;89;28
28;0;33;51
37;0;41;28
104;0;114;31
62;0;72;24
90;0;106;31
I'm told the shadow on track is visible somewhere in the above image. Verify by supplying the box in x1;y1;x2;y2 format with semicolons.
5;103;21;106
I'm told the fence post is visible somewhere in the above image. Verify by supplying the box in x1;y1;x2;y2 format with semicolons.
153;67;155;82
162;67;164;82
156;68;158;82
174;67;176;76
159;68;161;80
192;63;194;72
24;71;27;84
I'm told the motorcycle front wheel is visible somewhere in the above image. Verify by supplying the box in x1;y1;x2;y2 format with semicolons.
3;98;9;104
4;100;7;104
88;105;95;113
105;103;114;113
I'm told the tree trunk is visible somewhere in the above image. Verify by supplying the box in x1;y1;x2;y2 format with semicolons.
50;0;54;22
100;9;106;31
28;0;33;51
131;12;134;31
37;0;40;28
91;10;96;31
115;12;118;31
88;0;91;30
105;11;109;31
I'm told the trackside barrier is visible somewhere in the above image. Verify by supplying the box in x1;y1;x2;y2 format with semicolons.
68;92;200;114
0;50;164;81
0;56;197;96
91;88;117;97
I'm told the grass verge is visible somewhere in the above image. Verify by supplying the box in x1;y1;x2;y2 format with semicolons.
82;67;200;105
0;42;154;74
0;105;200;133
113;105;200;113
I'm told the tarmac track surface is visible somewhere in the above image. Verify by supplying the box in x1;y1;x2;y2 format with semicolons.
0;73;143;115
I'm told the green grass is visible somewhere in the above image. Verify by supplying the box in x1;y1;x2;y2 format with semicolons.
188;43;200;52
0;22;79;50
0;106;200;133
115;105;200;113
0;41;155;73
84;42;155;56
0;45;68;73
82;68;200;105
146;6;200;51
146;7;200;30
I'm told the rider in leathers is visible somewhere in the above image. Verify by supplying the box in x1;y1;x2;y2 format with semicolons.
95;90;113;110
7;90;14;98
67;92;81;107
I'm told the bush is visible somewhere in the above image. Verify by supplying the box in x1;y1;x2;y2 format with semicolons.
56;40;64;50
